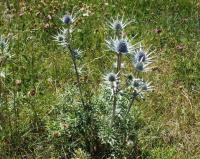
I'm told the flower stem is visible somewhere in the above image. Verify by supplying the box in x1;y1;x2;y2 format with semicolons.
67;28;85;107
112;30;123;124
68;45;85;107
112;52;122;124
112;93;117;124
127;97;135;115
126;91;138;115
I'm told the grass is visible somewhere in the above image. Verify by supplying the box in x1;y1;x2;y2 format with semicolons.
0;0;200;158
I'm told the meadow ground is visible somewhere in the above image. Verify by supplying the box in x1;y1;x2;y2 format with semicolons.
0;0;200;158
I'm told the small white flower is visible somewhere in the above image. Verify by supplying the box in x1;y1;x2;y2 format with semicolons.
108;16;133;30
106;37;135;54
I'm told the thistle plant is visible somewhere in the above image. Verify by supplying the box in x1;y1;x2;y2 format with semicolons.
105;16;154;123
53;11;85;107
51;11;155;158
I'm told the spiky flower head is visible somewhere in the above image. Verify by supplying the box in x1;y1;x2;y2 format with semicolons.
108;16;133;31
106;37;135;54
53;32;67;47
133;43;153;64
134;61;151;72
72;48;82;59
132;44;154;72
61;12;77;25
53;27;74;47
104;72;119;94
104;73;118;83
132;78;153;94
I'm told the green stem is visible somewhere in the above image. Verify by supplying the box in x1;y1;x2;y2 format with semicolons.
126;97;135;115
67;28;85;107
68;45;85;107
117;53;122;77
112;92;117;124
112;29;123;124
126;91;139;115
112;52;122;124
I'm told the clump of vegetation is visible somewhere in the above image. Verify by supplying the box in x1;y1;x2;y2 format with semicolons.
46;10;155;158
0;1;199;159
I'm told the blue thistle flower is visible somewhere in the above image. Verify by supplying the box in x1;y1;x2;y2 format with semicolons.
132;78;153;93
104;73;118;83
132;78;142;88
108;16;133;30
53;31;68;47
134;61;151;72
61;12;77;25
140;81;153;91
106;37;135;54
133;43;154;64
104;72;119;93
132;44;154;72
72;49;82;59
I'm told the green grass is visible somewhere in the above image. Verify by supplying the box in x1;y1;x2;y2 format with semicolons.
0;0;200;158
